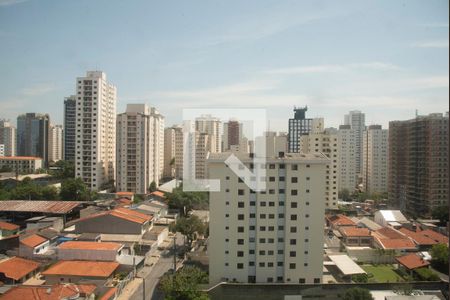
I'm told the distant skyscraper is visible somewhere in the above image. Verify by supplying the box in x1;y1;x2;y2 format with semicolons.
288;106;312;153
338;125;358;192
223;120;243;151
389;113;449;217
164;125;184;179
49;124;63;163
75;71;117;191
362;125;388;194
195;115;221;153
116;104;164;194
64;95;76;162
344;110;366;175
0;119;16;156
17;113;50;166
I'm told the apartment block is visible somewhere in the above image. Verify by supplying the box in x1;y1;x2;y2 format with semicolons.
208;152;329;284
164;125;184;178
116;104;164;194
75;71;117;191
389;113;449;217
288;106;312;153
0;120;16;156
0;156;43;173
344;110;366;175
17;113;49;166
195;115;221;153
223;120;245;151
300;119;339;209
362;125;388;194
49;124;63;163
338;125;358;192
64;95;77;161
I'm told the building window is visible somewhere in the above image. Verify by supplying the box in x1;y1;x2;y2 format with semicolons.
237;251;244;257
290;214;297;221
238;227;244;233
289;263;296;269
292;164;298;170
238;214;244;220
291;177;298;183
238;189;245;195
291;202;298;208
290;251;296;257
290;226;297;233
290;239;296;245
237;239;244;245
237;263;244;269
238;202;244;208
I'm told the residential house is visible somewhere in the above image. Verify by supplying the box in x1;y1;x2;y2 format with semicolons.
149;191;166;202
339;227;373;247
396;253;430;276
19;234;49;258
57;241;124;261
0;221;19;239
135;201;168;220
398;228;438;251
374;210;408;228
372;227;416;254
326;214;356;230
0;256;40;284
1;284;97;300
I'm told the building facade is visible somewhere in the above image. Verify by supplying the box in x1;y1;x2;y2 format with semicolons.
0;120;16;157
362;125;388;194
338;125;358;192
208;152;328;284
63;95;77;162
388;113;449;217
163;125;184;179
116;104;164;194
49;124;63;163
195;115;221;153
288;106;312;153
344;110;366;175
17;113;50;167
75;71;117;191
0;144;4;157
0;156;43;173
223;120;244;151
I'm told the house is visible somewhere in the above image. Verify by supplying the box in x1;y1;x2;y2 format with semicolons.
372;227;416;253
135;201;168;220
25;216;64;231
0;256;40;284
57;241;124;261
149;191;166;202
396;253;430;276
374;210;408;228
420;229;449;245
0;221;20;239
326;214;356;230
41;260;119;287
74;208;153;235
116;191;134;201
339;227;373;247
19;234;49;258
143;225;169;247
398;228;437;250
1;284;97;300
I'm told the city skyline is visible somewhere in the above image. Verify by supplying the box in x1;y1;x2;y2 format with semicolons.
0;0;448;131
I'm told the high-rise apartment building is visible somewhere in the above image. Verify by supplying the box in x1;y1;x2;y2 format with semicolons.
0;144;4;157
208;152;329;284
196;115;221;153
300;119;339;209
362;125;388;194
49;124;63;163
0;120;16;156
338;125;358;192
164;125;184;179
344;110;366;175
17;113;50;166
64;95;77;162
288;106;312;153
223;120;243;151
75;71;117;191
389;113;449;217
116;104;164;194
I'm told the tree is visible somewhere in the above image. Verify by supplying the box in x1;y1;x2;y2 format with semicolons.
352;273;368;283
430;243;449;274
342;287;373;300
159;266;209;300
173;215;206;248
339;189;351;201
414;268;440;281
41;186;59;200
166;187;209;216
149;181;157;193
60;178;90;201
50;160;75;179
431;206;449;226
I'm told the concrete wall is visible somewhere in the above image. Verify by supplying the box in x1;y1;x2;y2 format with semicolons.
44;275;109;288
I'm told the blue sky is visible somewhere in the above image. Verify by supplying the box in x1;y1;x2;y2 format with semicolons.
0;0;448;131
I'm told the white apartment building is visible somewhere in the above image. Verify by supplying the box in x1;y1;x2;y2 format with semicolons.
0;120;16;157
195;115;221;153
116;104;164;194
338;125;358;192
49;124;63;162
75;71;117;191
195;132;215;179
0;156;43;173
363;125;388;194
299;119;339;209
208;152;329;284
344;110;366;175
163;125;184;179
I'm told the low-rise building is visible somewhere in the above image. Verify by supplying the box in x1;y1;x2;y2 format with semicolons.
374;210;408;228
326;214;356;230
19;234;49;258
57;241;124;261
0;221;20;239
339;227;373;247
395;253;430;276
0;156;43;173
1;284;97;300
372;227;416;253
0;256;40;284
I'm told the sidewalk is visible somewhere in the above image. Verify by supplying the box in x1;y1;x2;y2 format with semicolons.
116;277;143;300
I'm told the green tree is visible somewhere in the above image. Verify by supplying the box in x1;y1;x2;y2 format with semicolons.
50;160;75;179
430;243;449;274
414;268;440;281
159;266;209;300
339;189;351;201
149;181;157;193
431;206;449;226
173;215;206;248
41;186;59;200
166;187;209;216
60;178;90;201
342;287;373;300
352;273;368;283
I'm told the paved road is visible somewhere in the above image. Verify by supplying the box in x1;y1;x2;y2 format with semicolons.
129;234;184;300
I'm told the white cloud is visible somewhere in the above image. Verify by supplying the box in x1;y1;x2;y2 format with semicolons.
264;62;401;75
412;40;449;48
21;83;57;96
0;0;28;6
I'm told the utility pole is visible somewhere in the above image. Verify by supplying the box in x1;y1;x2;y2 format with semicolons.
173;234;177;273
142;277;146;300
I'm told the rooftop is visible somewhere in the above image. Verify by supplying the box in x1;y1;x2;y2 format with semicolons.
1;284;96;300
340;227;372;237
396;253;430;270
327;254;366;275
398;228;437;246
75;207;152;225
0;200;83;214
327;214;356;226
42;260;119;278
20;234;48;248
377;210;408;223
150;191;166;199
0;256;40;280
0;221;20;231
58;241;123;251
0;156;42;160
420;229;449;244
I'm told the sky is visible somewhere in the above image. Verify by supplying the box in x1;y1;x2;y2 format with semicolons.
0;0;448;131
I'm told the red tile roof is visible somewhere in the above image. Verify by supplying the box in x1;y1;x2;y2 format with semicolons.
116;191;134;197
340;227;372;237
0;221;20;231
376;238;416;250
0;156;42;160
0;201;83;214
1;284;96;300
396;253;430;270
20;234;48;248
58;241;123;251
75;207;152;225
327;214;356;226
420;229;449;244
0;257;40;280
375;227;405;239
99;287;118;300
42;260;119;278
398;228;437;246
150;191;166;199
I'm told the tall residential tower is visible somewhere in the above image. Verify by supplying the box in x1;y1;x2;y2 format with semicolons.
288;106;312;153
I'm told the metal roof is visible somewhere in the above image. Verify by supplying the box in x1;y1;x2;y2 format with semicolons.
0;201;83;214
327;254;366;276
